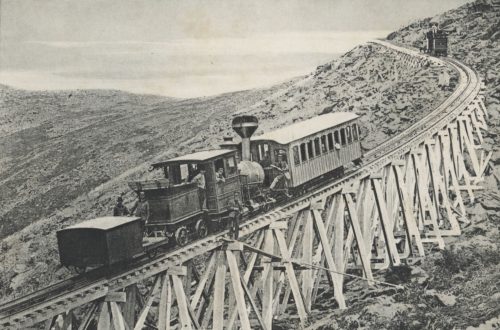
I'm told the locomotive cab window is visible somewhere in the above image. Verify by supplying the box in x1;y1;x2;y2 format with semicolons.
340;128;346;146
214;158;225;179
300;143;307;162
180;164;190;182
293;146;300;165
258;143;269;161
226;156;237;175
352;124;359;141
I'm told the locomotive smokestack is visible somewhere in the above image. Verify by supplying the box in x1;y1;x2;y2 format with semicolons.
232;115;258;161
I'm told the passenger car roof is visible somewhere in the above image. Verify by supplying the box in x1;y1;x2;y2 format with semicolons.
152;149;236;168
251;112;358;145
61;216;142;231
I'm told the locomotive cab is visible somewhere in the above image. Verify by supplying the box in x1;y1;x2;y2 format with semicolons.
129;149;243;244
149;149;243;216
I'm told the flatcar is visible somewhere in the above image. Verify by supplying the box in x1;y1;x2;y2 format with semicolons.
57;112;364;270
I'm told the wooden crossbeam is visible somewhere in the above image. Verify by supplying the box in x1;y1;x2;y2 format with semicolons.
226;250;252;330
392;165;425;257
311;209;347;309
134;275;162;330
171;274;195;330
273;228;308;325
370;178;401;265
425;142;461;236
343;193;375;280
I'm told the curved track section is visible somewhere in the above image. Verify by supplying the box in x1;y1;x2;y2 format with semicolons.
0;41;486;329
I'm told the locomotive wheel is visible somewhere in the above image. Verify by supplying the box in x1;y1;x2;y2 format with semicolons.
195;219;209;238
146;248;159;259
73;266;87;275
175;227;189;246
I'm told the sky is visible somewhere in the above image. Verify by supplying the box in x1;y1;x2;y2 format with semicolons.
0;0;470;98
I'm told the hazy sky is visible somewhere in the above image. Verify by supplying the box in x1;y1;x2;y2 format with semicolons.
0;0;470;97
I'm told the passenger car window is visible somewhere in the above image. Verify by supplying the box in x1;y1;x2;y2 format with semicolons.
314;138;321;156
334;130;340;145
352;124;358;141
300;143;307;161
293;146;300;165
321;135;327;153
327;133;334;150
346;126;352;144
340;128;346;145
307;140;314;159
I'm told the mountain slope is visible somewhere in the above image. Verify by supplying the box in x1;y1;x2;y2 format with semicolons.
0;41;452;300
301;2;500;329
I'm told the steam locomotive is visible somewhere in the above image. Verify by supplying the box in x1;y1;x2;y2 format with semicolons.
57;112;363;270
423;23;448;57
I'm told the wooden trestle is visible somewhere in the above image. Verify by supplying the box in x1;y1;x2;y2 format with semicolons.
2;44;490;330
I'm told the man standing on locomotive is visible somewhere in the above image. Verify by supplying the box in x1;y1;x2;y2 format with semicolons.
191;169;207;209
270;151;291;197
131;191;150;225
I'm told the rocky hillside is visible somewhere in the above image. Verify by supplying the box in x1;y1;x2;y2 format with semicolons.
300;2;500;329
0;85;292;239
0;40;452;301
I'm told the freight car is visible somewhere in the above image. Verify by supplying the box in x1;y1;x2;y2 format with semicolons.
57;216;167;272
57;112;363;270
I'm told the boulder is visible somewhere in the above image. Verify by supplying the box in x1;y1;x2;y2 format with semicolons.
479;191;500;211
436;293;457;307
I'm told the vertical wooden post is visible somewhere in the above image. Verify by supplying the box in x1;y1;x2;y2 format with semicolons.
158;273;173;330
262;229;274;330
123;285;137;329
213;250;226;330
301;210;314;312
226;248;252;330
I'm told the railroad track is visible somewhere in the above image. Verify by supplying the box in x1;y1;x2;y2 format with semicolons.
0;42;482;329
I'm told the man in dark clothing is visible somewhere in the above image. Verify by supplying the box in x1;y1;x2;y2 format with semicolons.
228;199;242;240
113;196;129;216
131;192;150;224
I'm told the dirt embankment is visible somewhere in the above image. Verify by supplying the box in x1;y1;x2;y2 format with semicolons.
300;2;500;329
0;41;451;302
